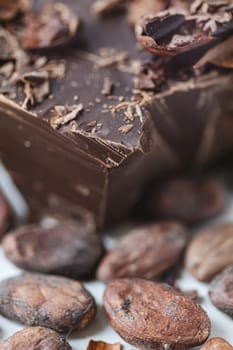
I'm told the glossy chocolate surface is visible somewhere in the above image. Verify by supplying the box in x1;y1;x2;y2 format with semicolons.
0;0;233;227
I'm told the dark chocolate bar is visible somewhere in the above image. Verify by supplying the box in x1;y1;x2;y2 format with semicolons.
0;0;233;228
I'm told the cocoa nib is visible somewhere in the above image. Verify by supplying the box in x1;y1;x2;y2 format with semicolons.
22;3;79;50
185;223;233;281
0;326;72;350
136;2;233;57
200;337;233;350
3;220;104;278
0;193;11;238
97;222;189;282
209;265;233;318
146;179;226;225
0;273;96;333
104;279;211;350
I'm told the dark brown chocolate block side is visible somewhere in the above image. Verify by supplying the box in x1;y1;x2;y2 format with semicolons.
0;0;233;228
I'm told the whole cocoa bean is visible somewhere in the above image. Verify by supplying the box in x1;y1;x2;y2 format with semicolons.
0;326;72;350
0;193;11;238
2;221;104;278
209;265;233;318
200;337;233;350
0;273;96;333
97;222;188;282
104;278;211;349
185;224;233;281
147;179;226;225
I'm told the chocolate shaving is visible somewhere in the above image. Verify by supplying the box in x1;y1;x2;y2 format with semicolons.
50;104;84;129
77;49;129;72
118;123;134;134
87;340;122;350
101;77;114;96
22;2;79;50
19;71;50;109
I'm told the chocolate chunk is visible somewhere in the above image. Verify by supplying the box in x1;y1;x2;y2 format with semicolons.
97;222;188;282
104;279;211;349
2;220;104;278
185;224;233;281
0;273;96;333
0;326;72;350
146;179;226;225
0;0;233;228
0;192;11;238
209;265;233;318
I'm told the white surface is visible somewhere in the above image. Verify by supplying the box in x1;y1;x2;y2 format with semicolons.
0;191;233;348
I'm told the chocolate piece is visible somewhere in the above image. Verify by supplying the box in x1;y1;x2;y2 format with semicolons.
145;179;226;225
0;0;233;228
0;192;11;237
2;220;104;278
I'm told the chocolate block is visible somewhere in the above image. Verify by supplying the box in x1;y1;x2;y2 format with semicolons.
0;0;233;228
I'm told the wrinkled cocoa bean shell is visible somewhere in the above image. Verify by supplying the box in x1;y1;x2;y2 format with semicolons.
209;265;233;318
97;221;188;282
3;221;104;278
185;223;233;281
146;179;226;225
0;273;96;333
0;326;72;350
200;337;233;350
104;278;211;349
0;193;11;238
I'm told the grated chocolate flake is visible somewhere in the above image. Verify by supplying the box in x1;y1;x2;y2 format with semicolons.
50;104;84;129
101;77;114;96
118;124;134;134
